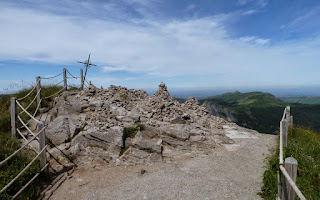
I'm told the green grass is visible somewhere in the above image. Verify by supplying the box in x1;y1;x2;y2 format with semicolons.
0;85;79;199
260;127;320;199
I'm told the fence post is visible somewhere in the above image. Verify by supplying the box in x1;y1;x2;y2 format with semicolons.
290;116;293;127
63;68;67;91
80;69;84;90
281;157;298;200
285;106;290;120
281;120;288;147
277;170;281;199
36;76;41;107
38;122;47;169
11;97;17;139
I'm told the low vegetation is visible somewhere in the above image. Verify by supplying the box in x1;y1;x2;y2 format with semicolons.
260;127;320;199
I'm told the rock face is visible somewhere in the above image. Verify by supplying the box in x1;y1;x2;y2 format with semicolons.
44;82;235;167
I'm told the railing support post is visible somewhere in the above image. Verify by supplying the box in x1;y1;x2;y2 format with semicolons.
38;122;47;169
63;68;67;91
290;116;293;127
282;157;298;200
80;68;84;90
281;121;288;147
36;76;41;108
11;97;17;139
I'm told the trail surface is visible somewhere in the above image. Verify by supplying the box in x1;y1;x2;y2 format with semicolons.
48;125;277;200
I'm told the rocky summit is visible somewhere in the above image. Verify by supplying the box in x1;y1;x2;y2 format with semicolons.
43;82;236;171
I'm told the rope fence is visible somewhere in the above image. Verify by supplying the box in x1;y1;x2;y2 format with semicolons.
277;106;306;200
1;67;86;199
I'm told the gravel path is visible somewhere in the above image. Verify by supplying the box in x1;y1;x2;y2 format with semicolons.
48;126;277;200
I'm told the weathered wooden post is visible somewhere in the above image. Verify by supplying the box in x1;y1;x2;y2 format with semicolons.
63;68;67;91
290;116;293;127
80;68;84;90
277;170;281;199
11;97;17;138
282;157;298;200
281;120;288;147
36;76;41;107
38;122;47;169
285;106;290;120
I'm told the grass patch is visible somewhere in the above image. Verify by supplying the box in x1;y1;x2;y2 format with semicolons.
260;127;320;199
0;132;50;199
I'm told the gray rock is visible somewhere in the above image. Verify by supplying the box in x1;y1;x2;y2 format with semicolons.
46;116;70;145
132;131;162;153
160;124;190;140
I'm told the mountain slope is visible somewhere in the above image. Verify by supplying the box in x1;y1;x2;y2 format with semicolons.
200;92;320;134
279;96;320;104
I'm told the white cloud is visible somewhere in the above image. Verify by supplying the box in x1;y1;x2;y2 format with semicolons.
239;36;270;45
0;3;319;88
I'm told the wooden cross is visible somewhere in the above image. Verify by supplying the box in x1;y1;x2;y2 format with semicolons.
77;54;97;82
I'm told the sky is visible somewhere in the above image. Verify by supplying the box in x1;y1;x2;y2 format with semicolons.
1;0;320;93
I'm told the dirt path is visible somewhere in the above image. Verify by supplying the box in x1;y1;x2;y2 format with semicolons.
47;125;277;200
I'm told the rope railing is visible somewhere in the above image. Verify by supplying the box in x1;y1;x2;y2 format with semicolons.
6;67;85;199
40;72;63;79
277;106;306;200
43;86;66;99
18;88;41;115
17;79;40;101
0;144;48;194
12;163;49;200
0;126;45;167
17;115;39;138
66;69;81;79
16;100;40;124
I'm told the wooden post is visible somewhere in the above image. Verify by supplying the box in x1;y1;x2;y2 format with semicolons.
282;120;288;147
38;122;47;169
285;106;290;120
282;157;298;200
63;68;67;91
11;97;17;139
80;69;84;90
36;76;41;107
290;116;293;127
277;170;281;199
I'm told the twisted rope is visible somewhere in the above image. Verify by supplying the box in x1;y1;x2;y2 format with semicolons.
17;115;39;137
40;72;63;79
20;98;42;128
50;79;65;87
12;163;49;199
16;101;40;124
43;86;66;99
17;79;40;101
18;88;41;115
0;126;45;167
66;69;80;79
0;144;48;194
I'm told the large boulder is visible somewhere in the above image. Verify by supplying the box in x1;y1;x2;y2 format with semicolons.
46;116;77;145
160;124;190;140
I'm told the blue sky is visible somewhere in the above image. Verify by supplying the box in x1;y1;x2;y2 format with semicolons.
1;0;320;93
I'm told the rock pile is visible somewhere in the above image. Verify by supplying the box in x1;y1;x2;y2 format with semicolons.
44;82;234;169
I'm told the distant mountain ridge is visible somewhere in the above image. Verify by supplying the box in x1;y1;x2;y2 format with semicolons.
279;96;320;104
182;91;320;134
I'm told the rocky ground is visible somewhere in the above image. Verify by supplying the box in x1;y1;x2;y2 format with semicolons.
46;124;277;200
20;82;277;199
36;82;235;170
